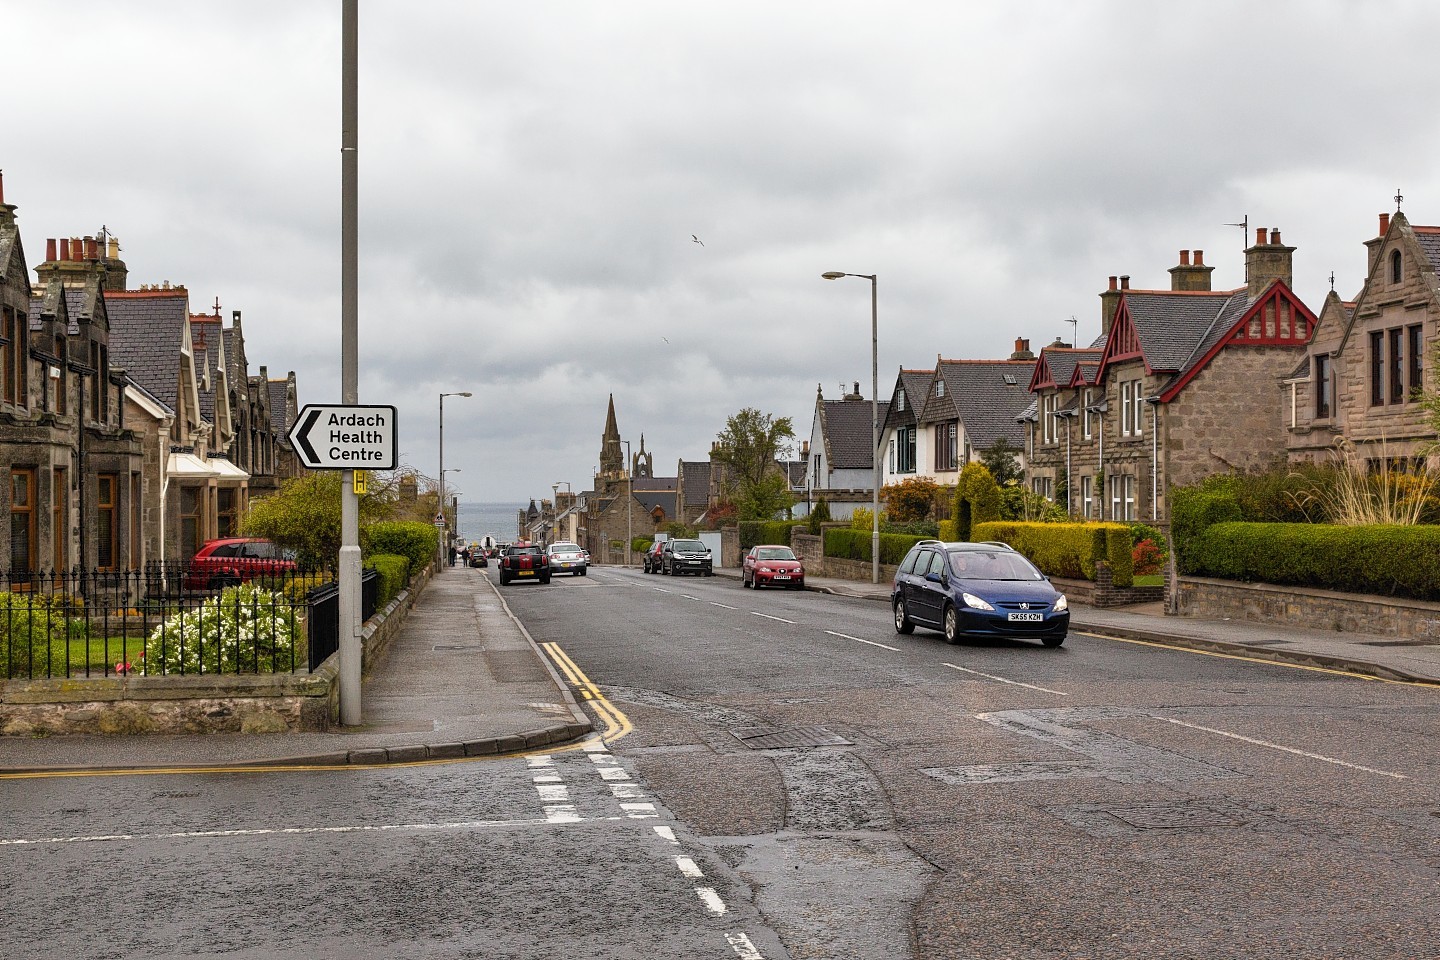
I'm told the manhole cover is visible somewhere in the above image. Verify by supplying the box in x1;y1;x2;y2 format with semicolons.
1106;802;1239;830
1361;640;1440;647
730;725;853;750
433;644;483;652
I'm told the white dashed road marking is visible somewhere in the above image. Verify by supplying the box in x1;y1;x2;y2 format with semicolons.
943;662;1068;695
1160;717;1408;779
825;630;899;651
751;612;794;624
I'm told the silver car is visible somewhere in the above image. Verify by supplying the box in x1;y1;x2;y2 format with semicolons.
546;541;589;576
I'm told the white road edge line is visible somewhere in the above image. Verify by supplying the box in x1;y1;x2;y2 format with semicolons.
1160;717;1408;779
942;662;1068;695
751;612;795;624
695;887;728;915
825;630;899;651
681;595;703;601
709;601;737;610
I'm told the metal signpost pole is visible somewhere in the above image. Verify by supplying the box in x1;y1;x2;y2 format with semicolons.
339;0;361;725
822;270;881;584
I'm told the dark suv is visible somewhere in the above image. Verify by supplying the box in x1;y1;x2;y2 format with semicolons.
498;543;551;585
661;538;713;576
891;541;1068;646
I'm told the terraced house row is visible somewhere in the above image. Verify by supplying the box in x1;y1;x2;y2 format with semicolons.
862;205;1440;523
0;175;304;573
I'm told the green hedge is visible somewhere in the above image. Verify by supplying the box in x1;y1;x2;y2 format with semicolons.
1171;486;1242;573
365;521;439;576
938;520;958;542
973;521;1134;586
739;520;804;552
1186;522;1440;599
823;528;931;565
366;553;410;608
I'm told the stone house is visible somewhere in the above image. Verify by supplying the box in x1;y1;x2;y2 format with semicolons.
1;184;145;573
1025;234;1317;521
878;366;934;485
805;382;889;518
265;370;304;487
1285;209;1440;467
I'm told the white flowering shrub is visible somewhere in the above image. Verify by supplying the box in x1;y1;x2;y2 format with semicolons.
143;584;302;675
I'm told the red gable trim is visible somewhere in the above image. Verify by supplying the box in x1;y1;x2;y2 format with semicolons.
1159;281;1317;401
1028;353;1057;391
1095;300;1144;382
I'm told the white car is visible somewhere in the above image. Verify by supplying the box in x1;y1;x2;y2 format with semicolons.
546;541;590;576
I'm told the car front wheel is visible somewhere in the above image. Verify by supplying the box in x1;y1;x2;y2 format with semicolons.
894;598;915;635
1042;634;1066;648
943;604;962;645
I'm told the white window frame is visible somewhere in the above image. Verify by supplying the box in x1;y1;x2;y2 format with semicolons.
1123;475;1136;520
1082;388;1093;439
1121;381;1134;436
1080;475;1093;518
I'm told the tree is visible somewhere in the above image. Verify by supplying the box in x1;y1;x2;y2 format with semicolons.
807;495;832;535
241;472;394;566
952;462;1001;541
882;476;940;524
980;438;1022;486
711;408;796;520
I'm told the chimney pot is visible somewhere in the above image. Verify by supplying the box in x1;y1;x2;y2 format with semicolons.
1270;228;1281;245
59;238;71;261
1120;275;1130;290
1379;212;1391;235
84;237;97;259
1179;250;1190;266
46;238;56;261
1015;337;1025;352
1255;227;1267;245
1194;250;1204;265
1108;275;1118;291
853;381;860;396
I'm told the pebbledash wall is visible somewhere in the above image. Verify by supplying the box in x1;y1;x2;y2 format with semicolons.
0;565;433;737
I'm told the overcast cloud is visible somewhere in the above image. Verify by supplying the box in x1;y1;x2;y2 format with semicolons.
7;1;1440;503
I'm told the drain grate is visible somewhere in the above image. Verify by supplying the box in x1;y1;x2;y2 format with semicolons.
1361;639;1440;647
433;644;484;652
730;725;853;750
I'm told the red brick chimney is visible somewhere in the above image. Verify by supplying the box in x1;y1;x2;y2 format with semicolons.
1379;212;1391;235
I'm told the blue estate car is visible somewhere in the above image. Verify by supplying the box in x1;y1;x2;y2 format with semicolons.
891;541;1068;647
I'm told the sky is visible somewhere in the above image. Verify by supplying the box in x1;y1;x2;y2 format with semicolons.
7;1;1440;504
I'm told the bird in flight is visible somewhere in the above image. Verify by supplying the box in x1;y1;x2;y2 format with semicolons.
662;336;670;343
692;235;704;247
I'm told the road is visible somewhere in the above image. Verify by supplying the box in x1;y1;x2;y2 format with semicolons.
2;566;1438;959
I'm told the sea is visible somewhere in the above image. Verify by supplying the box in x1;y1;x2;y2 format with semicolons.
456;501;528;545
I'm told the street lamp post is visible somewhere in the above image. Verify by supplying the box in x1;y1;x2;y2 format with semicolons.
822;271;880;585
621;440;633;567
439;391;472;567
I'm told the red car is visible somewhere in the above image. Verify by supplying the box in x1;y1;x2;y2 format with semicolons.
498;543;551;585
643;541;666;574
185;538;298;591
742;545;805;590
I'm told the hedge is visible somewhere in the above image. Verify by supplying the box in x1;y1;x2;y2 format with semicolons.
973;521;1134;586
1185;522;1440;599
824;528;931;565
739;520;805;553
364;521;439;576
366;553;410;608
1171;486;1242;573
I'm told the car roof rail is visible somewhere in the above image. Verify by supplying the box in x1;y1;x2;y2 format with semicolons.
976;540;1014;549
914;539;944;546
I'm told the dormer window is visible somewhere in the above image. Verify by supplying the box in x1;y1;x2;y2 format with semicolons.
1391;250;1403;285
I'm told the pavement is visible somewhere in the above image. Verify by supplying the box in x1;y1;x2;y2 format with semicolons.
2;562;1438;774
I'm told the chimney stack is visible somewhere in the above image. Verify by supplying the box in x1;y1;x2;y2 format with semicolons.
46;238;56;261
1100;275;1123;336
1169;249;1215;292
1246;224;1296;300
1379;212;1390;235
1009;337;1035;361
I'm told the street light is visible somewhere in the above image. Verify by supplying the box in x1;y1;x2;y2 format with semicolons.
822;271;880;584
439;391;472;567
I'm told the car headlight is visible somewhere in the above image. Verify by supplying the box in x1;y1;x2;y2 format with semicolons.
961;592;994;611
1054;594;1068;612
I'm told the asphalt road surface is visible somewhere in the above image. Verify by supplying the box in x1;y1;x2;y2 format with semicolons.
3;566;1438;960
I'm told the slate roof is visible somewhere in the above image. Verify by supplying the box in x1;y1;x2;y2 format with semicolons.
926;360;1034;450
680;461;711;508
633;490;672;515
1413;227;1440;272
267;379;290;435
106;291;190;410
783;460;806;487
633;476;678;493
884;368;934;431
1033;348;1101;389
823;397;889;470
191;317;223;424
1121;289;1247;373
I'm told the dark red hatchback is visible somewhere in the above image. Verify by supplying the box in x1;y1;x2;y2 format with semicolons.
184;538;298;591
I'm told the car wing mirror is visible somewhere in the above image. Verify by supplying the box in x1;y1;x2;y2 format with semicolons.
925;571;943;584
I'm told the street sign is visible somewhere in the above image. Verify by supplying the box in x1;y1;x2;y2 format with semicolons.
287;404;398;470
353;470;367;495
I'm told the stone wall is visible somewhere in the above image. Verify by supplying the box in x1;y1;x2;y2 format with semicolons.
1174;575;1440;640
0;563;431;736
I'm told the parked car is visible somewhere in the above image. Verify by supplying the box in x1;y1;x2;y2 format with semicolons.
742;545;805;590
643;541;666;574
184;538;298;591
547;541;589;576
661;538;713;576
891;541;1068;647
498;543;550;585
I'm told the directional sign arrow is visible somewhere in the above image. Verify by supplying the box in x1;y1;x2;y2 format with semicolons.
292;408;322;466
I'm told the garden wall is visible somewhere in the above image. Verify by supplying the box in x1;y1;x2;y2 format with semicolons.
0;564;432;737
1174;575;1440;640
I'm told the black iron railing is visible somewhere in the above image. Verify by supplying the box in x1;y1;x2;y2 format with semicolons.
305;569;379;672
0;564;336;680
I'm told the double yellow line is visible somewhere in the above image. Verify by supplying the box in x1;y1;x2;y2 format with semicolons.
544;642;633;741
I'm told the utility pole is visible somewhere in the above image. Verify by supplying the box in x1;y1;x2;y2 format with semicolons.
338;0;362;724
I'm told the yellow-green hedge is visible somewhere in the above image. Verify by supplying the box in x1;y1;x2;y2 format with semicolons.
973;521;1134;586
938;520;958;542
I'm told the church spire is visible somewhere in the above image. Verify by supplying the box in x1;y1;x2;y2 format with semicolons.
598;393;624;479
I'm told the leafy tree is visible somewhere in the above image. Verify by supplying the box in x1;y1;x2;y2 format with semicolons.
711;408;795;520
241;473;393;566
882;476;939;524
980;438;1022;486
953;462;1001;541
807;495;831;535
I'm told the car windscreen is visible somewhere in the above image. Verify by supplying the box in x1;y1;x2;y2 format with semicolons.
755;547;795;560
671;540;706;552
947;550;1043;581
